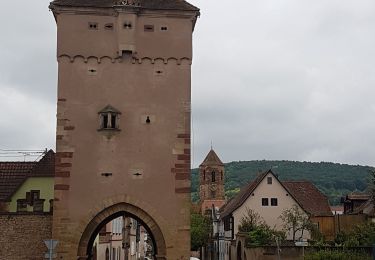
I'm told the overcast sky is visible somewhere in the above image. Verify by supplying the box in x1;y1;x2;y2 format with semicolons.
0;0;374;167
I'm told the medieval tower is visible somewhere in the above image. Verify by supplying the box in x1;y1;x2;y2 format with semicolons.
49;0;199;259
199;149;226;212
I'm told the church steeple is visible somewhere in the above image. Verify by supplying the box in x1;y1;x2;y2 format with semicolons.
199;149;225;203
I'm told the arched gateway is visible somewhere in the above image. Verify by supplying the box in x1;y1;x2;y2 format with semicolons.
77;203;166;259
49;0;199;259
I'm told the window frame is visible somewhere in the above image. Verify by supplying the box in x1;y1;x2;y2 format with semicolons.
271;198;278;206
261;198;269;206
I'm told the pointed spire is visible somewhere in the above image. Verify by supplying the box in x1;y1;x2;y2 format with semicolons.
199;148;224;167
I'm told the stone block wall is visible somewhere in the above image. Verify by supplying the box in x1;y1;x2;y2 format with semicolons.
0;213;52;260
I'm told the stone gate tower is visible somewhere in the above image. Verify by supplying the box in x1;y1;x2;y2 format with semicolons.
49;0;199;259
199;149;226;212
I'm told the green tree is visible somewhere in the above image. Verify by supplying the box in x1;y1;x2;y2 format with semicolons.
191;213;211;251
369;170;375;211
279;204;314;241
239;208;285;247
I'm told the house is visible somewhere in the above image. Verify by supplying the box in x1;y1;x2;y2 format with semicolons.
94;217;150;260
0;150;55;213
342;192;373;216
219;169;332;257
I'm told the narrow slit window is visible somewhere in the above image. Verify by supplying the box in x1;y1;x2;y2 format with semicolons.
111;114;117;128
105;23;114;30
211;171;216;182
144;25;154;32
103;114;109;128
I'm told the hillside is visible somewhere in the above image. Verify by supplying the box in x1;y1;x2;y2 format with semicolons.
191;160;374;205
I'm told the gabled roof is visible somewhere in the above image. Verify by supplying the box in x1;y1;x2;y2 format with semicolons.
0;150;55;202
98;105;121;114
220;170;332;219
200;149;224;167
50;0;199;12
283;181;332;217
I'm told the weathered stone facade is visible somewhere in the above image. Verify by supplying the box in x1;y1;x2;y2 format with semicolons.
49;0;199;259
0;213;52;260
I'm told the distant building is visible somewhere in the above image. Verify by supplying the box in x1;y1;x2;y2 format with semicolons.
342;192;374;218
0;150;55;213
199;149;226;214
95;217;150;260
220;169;332;259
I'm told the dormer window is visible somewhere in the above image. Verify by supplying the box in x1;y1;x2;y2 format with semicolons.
98;105;121;131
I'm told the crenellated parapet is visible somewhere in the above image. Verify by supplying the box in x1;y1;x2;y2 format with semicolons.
57;54;192;65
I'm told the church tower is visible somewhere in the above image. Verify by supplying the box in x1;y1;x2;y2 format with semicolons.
199;149;226;212
49;0;199;259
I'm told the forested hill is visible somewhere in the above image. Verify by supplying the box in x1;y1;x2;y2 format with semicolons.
191;160;374;205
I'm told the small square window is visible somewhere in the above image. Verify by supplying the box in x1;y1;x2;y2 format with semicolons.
261;198;269;206
267;177;272;184
271;198;278;206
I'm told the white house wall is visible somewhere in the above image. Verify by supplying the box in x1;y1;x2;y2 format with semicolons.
232;173;310;240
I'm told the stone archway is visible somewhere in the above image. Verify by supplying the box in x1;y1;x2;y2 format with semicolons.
77;202;166;260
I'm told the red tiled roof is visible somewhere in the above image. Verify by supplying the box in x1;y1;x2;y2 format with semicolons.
50;0;199;11
200;149;224;167
283;181;332;216
220;170;332;219
0;150;55;202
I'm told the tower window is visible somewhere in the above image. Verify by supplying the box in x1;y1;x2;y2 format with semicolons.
98;105;121;131
211;171;216;182
144;25;154;32
123;22;132;29
161;26;168;31
104;23;114;30
88;22;98;30
203;170;205;180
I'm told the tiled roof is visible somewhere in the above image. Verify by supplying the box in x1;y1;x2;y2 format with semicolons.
346;192;371;201
283;181;332;216
220;170;332;219
50;0;199;11
200;149;224;167
0;162;36;202
352;199;374;216
30;150;55;178
0;150;55;202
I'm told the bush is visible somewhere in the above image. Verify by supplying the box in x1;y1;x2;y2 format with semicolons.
239;208;285;247
305;250;371;260
333;221;375;247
